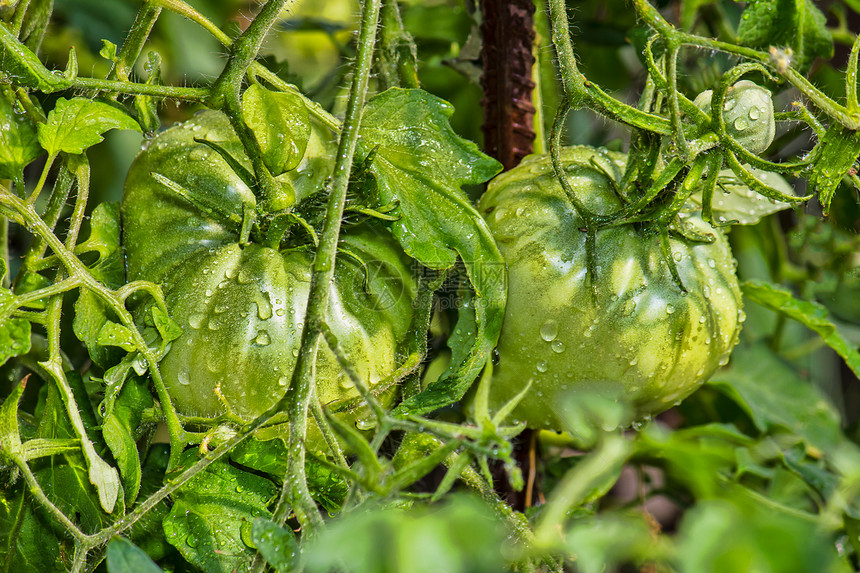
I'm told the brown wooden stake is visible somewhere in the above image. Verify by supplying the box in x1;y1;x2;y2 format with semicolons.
480;0;537;171
480;0;540;511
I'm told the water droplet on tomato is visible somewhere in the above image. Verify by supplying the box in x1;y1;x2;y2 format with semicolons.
539;320;558;342
748;106;761;120
355;417;376;430
178;371;191;386
189;147;209;161
666;304;675;314
536;360;548;373
256;296;273;320
551;340;565;353
188;313;205;329
255;331;271;346
733;117;749;131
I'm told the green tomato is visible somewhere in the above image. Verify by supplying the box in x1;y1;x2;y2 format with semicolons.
694;80;775;155
122;110;417;430
478;147;744;430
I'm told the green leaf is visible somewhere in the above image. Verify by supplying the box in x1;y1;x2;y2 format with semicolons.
130;445;174;562
742;280;860;379
0;377;27;460
162;451;277;573
359;88;504;415
34;383;120;532
737;0;833;71
37;97;141;156
97;322;139;352
708;343;844;457
806;126;860;216
106;537;163;573
74;202;124;288
565;512;669;573
0;91;42;181
251;518;299;572
230;437;348;511
150;306;182;346
102;377;153;505
242;84;311;176
73;289;122;368
13;271;50;310
0;318;31;368
99;40;119;64
0;486;65;572
0;23;72;93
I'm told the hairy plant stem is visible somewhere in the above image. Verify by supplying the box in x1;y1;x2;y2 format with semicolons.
208;0;294;211
547;0;671;134
150;0;342;133
0;188;188;469
109;3;162;83
74;78;210;101
10;0;34;36
630;0;860;131
1;183;8;289
269;0;383;538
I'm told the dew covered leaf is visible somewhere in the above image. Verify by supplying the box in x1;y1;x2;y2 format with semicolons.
162;451;277;573
0;90;42;181
106;537;164;573
38;97;141;156
242;84;311;176
359;88;505;415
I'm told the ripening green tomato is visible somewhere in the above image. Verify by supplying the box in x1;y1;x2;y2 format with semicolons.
694;80;775;155
478;147;744;430
122;110;417;433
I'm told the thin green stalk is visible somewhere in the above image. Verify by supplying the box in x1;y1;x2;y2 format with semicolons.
109;3;162;82
208;0;295;211
14;276;81;304
71;545;88;573
10;0;34;36
0;189;189;467
85;422;258;545
150;0;341;133
665;43;689;158
16;460;87;542
72;77;210;101
272;0;383;536
533;434;631;547
547;0;671;134
1;183;8;288
25;153;55;205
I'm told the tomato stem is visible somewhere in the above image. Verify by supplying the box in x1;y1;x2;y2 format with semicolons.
263;0;384;543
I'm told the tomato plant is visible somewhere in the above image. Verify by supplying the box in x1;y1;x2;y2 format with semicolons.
1;0;860;572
